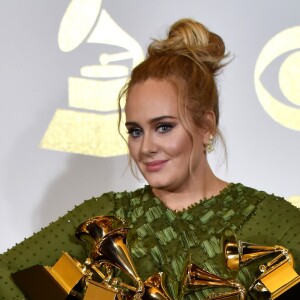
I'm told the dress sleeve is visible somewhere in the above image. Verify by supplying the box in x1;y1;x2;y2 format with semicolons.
0;192;115;299
237;195;300;273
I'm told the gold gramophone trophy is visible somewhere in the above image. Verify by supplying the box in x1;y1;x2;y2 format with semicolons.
75;216;144;300
11;215;172;300
75;215;172;300
181;262;246;300
222;229;300;299
11;217;128;299
11;249;90;299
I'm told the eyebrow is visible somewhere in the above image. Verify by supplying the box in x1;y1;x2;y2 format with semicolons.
125;115;177;127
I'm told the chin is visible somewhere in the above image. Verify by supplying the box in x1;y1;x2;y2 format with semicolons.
144;176;163;187
142;170;172;189
146;179;170;190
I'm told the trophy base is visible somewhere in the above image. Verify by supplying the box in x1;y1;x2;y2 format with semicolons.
275;281;300;299
11;252;85;300
12;265;79;299
251;260;300;300
84;280;122;300
269;278;300;300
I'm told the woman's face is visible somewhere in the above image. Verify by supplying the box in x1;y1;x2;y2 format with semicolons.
125;79;208;192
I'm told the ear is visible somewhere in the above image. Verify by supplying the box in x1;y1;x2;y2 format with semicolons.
202;110;217;143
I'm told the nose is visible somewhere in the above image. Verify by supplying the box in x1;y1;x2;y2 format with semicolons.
140;132;158;156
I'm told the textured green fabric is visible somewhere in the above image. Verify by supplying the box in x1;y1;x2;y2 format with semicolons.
1;183;300;299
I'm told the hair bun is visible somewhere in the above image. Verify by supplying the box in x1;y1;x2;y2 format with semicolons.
148;18;228;74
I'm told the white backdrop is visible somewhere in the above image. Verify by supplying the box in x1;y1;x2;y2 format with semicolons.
1;0;299;253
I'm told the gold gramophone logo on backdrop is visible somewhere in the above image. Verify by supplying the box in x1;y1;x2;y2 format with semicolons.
254;26;300;131
40;0;144;157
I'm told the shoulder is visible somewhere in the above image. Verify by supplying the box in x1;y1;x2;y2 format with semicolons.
229;182;289;206
226;183;300;229
236;183;300;242
235;184;300;271
81;186;150;219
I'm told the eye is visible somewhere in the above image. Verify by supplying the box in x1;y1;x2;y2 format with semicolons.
156;123;175;133
127;127;143;138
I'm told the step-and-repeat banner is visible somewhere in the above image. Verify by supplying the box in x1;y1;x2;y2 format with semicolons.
1;0;299;253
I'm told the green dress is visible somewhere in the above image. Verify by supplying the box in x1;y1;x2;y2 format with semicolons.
1;183;300;299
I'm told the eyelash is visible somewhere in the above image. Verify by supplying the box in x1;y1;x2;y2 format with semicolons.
156;123;175;133
127;123;175;138
127;128;142;138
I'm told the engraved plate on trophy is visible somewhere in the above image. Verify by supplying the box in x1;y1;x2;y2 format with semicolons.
45;251;87;293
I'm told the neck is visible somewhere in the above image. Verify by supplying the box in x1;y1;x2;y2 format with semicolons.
152;168;228;211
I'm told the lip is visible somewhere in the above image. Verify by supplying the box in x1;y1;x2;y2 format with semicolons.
144;160;168;172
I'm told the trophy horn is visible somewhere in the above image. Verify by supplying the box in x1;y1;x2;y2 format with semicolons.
143;272;172;300
75;216;126;245
222;228;283;271
183;263;246;300
75;216;129;286
97;227;144;299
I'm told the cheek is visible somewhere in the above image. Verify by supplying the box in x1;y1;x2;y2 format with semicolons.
165;134;193;156
127;140;138;158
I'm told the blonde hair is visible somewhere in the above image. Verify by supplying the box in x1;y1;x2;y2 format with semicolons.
118;18;229;172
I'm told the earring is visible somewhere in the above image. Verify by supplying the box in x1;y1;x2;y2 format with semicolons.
206;135;214;153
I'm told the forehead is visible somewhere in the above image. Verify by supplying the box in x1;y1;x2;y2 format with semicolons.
125;79;179;119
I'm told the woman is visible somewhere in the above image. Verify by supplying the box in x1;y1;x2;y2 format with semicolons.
1;18;300;300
